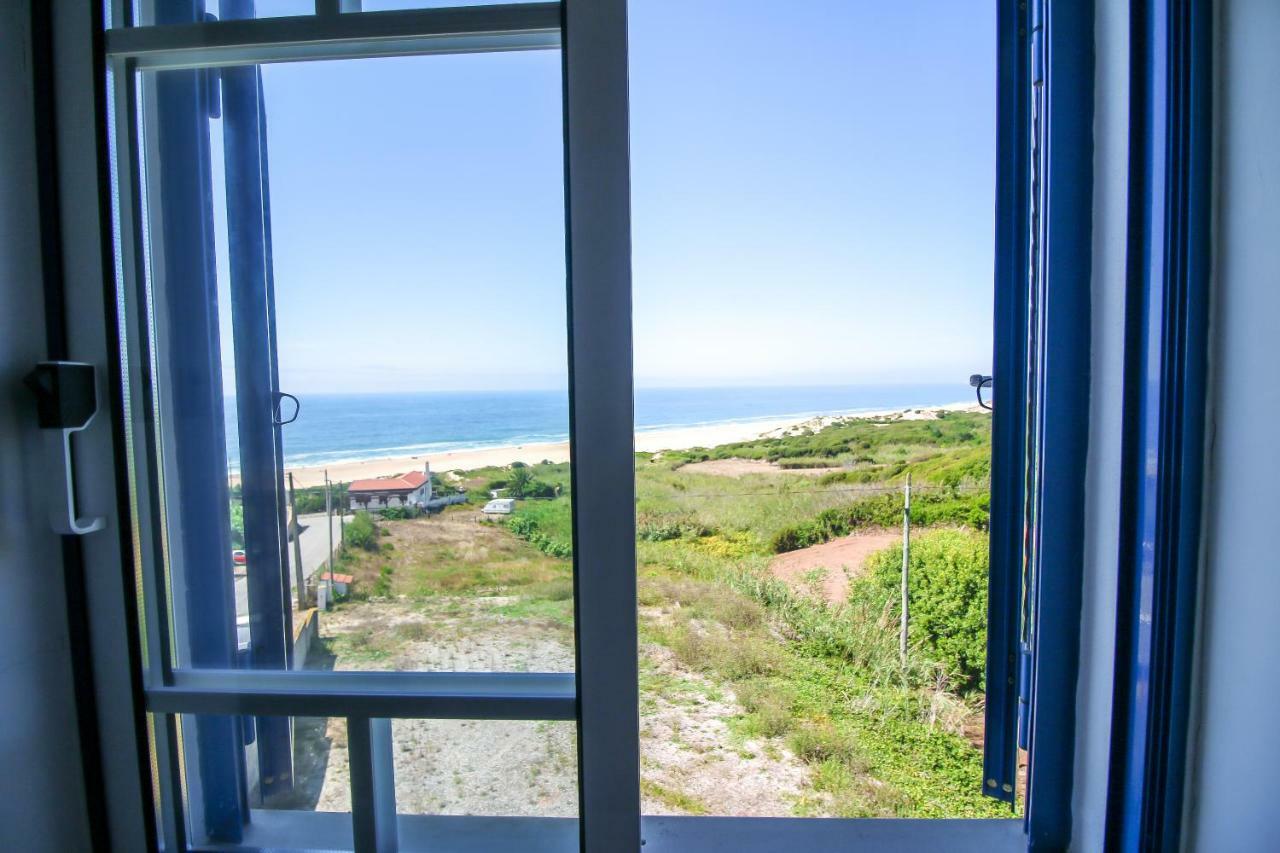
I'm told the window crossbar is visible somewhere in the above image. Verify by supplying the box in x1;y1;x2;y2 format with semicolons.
105;3;562;70
145;669;576;720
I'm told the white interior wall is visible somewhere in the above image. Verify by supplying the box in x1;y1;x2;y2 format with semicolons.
0;4;93;850
1185;2;1280;850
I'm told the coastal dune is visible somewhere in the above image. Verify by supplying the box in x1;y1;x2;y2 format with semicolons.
281;404;975;489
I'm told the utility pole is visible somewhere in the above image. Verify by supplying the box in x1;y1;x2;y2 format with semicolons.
288;473;305;611
325;470;334;609
900;473;911;667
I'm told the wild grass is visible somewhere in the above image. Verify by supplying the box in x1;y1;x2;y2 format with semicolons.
641;779;709;815
338;511;570;599
663;410;989;469
637;546;1003;817
329;412;1000;818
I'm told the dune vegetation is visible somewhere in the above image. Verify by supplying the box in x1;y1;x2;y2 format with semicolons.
324;410;1009;818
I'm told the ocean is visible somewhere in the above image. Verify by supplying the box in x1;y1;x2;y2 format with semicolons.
226;384;970;470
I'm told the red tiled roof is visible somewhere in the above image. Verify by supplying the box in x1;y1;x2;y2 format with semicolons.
348;470;428;493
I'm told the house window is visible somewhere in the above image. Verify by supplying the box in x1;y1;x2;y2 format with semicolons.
98;1;1090;850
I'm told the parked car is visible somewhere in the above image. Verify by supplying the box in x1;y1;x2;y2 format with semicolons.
232;549;247;565
482;498;515;515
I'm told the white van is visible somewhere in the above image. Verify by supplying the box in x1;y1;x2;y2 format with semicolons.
482;498;516;515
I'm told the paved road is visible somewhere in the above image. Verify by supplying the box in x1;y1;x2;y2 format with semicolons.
234;511;347;622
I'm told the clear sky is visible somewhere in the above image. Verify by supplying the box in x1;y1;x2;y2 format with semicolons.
213;0;995;393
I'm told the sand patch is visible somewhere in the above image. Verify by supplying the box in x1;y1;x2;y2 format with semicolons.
768;530;901;604
639;645;811;817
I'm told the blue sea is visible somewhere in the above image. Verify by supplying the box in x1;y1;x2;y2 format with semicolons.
226;384;970;470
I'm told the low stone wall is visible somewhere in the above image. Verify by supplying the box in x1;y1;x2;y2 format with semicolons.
292;607;319;670
425;493;469;511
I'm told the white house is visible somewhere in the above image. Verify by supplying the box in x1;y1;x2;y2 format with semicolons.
347;463;433;510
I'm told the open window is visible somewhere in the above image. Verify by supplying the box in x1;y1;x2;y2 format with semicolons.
84;0;1093;850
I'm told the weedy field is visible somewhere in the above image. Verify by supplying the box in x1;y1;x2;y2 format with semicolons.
307;409;1011;818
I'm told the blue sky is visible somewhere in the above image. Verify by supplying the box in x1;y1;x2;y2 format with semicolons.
212;1;995;393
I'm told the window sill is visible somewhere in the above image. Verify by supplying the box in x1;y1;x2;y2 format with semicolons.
197;810;1023;852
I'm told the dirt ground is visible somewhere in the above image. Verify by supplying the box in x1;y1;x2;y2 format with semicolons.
639;645;812;816
295;597;816;817
768;530;901;604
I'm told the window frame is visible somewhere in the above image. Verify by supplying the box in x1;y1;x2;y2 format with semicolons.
57;1;1099;851
1105;0;1213;849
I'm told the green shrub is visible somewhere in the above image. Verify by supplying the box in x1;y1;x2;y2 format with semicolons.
662;621;782;680
292;483;348;515
505;465;558;498
229;501;244;549
506;515;573;559
372;564;393;597
769;491;989;553
345;511;378;551
636;511;711;542
863;529;989;691
735;679;796;738
787;718;865;772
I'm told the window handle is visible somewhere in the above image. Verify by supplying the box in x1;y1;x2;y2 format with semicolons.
23;361;106;535
274;391;301;426
969;374;993;410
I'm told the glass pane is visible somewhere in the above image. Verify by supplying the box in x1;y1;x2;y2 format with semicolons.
389;719;578;817
128;0;312;26
171;714;350;846
129;47;572;684
629;0;1007;818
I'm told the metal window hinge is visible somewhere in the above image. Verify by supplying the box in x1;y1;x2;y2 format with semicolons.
23;361;106;535
969;374;993;410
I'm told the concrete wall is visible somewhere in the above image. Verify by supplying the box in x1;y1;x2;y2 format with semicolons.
1185;2;1280;849
0;4;93;849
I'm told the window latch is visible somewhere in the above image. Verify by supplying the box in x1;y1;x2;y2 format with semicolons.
23;361;106;535
969;374;993;410
273;391;300;426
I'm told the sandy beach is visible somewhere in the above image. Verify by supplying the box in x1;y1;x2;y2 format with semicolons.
279;403;976;488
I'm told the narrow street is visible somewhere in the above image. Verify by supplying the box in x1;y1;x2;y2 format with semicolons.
234;511;348;625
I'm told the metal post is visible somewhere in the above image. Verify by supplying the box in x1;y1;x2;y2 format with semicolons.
148;47;246;840
219;6;293;793
563;1;639;848
347;717;398;853
326;470;335;596
901;473;911;666
288;473;305;610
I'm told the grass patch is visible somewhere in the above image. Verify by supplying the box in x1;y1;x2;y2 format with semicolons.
641;779;709;815
734;679;795;738
337;514;571;599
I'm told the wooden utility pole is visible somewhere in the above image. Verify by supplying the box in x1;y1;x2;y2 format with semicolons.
325;470;334;608
900;473;912;666
288;472;305;610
